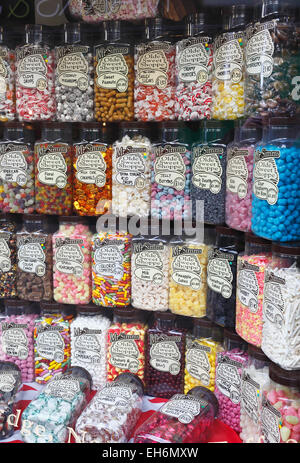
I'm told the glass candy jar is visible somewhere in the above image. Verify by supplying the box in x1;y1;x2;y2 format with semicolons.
0;362;21;441
0;214;17;299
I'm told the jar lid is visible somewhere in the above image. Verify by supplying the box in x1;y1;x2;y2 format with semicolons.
76;304;103;314
194;317;213;328
262;116;300;126
269;362;300;388
59;216;88;224
66;366;93;388
0;213;16;221
40;302;62;312
79;122;102;131
216;226;244;238
114;307;137;319
224;328;246;343
245;232;272;246
23;214;46;222
212;324;224;343
154;311;176;321
4;300;40;315
161;121;183;130
187;386;219;418
115;372;144;396
248;344;271;363
272;242;300;256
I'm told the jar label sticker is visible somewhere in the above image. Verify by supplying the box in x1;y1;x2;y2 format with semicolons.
253;149;280;205
133;242;165;283
0;237;11;273
0;372;16;393
261;396;281;443
115;147;147;189
226;147;249;199
154;145;187;190
237;260;260;313
16;46;48;90
213;33;244;83
17;238;46;277
44;376;81;402
149;334;181;375
57;46;89;90
262;270;285;328
177;36;211;84
96;47;129;92
216;355;243;404
75;144;107;187
37;145;69;189
36;327;65;363
160;394;207;424
54;238;84;277
246;23;274;77
137;41;170;90
109;333;140;374
73;326;102;364
241;371;260;424
186;343;211;386
207;251;234;299
93;242;124;280
95;383;133;408
83;0;121;16
192;145;223;194
171;245;203;291
0;145;29;187
1;322;29;359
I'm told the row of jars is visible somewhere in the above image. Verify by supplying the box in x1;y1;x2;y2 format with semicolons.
0;118;299;242
0;2;300;124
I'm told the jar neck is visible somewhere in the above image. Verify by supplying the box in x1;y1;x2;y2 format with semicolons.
235;126;261;144
264;125;297;143
4;127;24;142
80;128;102;143
145;18;165;41
41;127;64;142
162;128;180;143
156;318;174;331
223;5;247;31
216;233;236;248
23;219;45;233
104;21;121;42
26;25;43;44
64;23;82;44
245;241;271;255
193;325;212;339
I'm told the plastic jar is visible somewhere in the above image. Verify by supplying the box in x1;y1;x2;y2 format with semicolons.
15;25;56;122
107;308;146;384
0;27;16;121
133;386;219;443
35;122;73;215
0;122;35;214
245;0;299;119
261;363;300;443
0;362;21;441
225;120;262;232
0;214;17;299
175;12;213;121
73;123;112;216
75;372;144;443
131;234;169;312
212;4;247;120
145;312;185;398
16;215;52;302
34;302;75;384
191;120;234;224
112;123;152;218
134;18;176;122
206;226;244;329
55;23;93;122
261;243;300;370
53;217;92;305
185;319;224;393
92;229;131;307
151;122;191;220
70;304;111;389
251;118;300;241
94;20;134;122
240;345;271;443
21;366;92;443
0;300;39;382
214;329;248;432
236;233;272;347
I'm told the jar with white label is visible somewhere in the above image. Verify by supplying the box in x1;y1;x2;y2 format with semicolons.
16;215;53;302
35;122;73;216
55;23;93;122
0;122;35;214
15;25;56;122
251;117;300;241
0;362;21;441
236;233;272;347
245;1;299;119
261;363;300;443
261;243;300;370
112;123;152;218
134;385;219;443
75;372;144;443
0;214;17;299
240;345;271;443
191;120;234;224
21;366;92;443
185;319;224;394
206;226;244;329
71;304;111;389
0;27;16;122
131;235;169;312
214;329;248;433
0;300;40;382
53;217;92;305
225;120;262;232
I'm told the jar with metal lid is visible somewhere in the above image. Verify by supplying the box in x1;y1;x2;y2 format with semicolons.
0;362;21;441
0;214;17;299
0;26;16;122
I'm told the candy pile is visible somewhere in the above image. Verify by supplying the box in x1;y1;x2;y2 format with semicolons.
0;46;16;122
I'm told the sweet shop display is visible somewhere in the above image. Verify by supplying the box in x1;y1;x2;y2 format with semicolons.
0;214;17;299
0;362;21;440
0;27;15;122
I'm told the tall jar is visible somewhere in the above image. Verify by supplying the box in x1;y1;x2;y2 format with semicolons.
0;214;17;299
185;319;224;393
251;118;300;241
261;243;300;370
240;345;271;443
112;123;152;218
225;120;262;232
214;329;248;433
107;307;146;384
134;18;176;122
92;229;131;307
55;23;94;122
34;302;75;384
73;123;112;216
212;4;247;120
0;362;21;441
0;26;16;121
191;120;233;225
236;233;272;347
175;12;213;121
35;122;73;215
261;363;300;443
0;300;39;382
151;122;191;220
245;1;299;119
16;215;53;302
206;226;244;329
0;122;35;214
53;217;92;305
94;20;134;122
15;25;56;121
70;304;111;390
131;234;169;312
145;312;185;399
